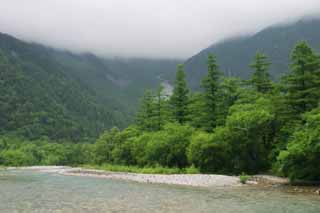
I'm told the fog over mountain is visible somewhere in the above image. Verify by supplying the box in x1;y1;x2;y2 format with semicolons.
0;0;319;58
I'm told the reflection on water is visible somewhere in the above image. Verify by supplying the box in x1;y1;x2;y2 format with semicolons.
0;170;319;212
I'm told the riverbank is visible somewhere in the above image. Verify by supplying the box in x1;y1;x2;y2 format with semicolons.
64;168;242;187
6;166;242;187
7;166;289;187
4;166;320;195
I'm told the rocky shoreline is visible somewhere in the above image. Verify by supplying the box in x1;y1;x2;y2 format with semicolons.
4;166;320;195
6;166;242;187
64;168;243;187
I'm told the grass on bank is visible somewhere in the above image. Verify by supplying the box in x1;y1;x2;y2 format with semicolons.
239;172;250;184
81;164;200;174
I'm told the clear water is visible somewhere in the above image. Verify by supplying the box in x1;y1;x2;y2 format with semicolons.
0;170;319;212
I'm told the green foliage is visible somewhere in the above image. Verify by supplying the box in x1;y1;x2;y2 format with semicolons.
0;49;126;142
153;85;169;130
90;123;194;169
188;96;275;175
187;92;206;128
215;77;242;126
0;149;37;166
82;164;198;174
239;173;250;184
111;126;140;165
250;52;273;93
277;108;320;181
92;126;142;165
93;127;121;164
170;65;189;124
135;86;169;131
0;136;94;166
135;90;156;131
187;129;230;173
201;54;221;131
0;32;182;142
225;97;275;173
271;42;320;161
284;42;320;120
129;133;152;166
144;123;194;168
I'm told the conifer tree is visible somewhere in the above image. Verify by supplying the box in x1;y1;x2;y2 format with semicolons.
201;54;220;131
170;64;189;124
135;89;155;131
215;77;241;126
154;84;168;130
285;41;320;118
250;52;272;93
188;92;206;128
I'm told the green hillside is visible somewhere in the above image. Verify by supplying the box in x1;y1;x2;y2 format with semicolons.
0;33;179;141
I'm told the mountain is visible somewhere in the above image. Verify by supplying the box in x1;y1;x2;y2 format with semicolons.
5;17;319;141
0;32;180;141
185;18;320;89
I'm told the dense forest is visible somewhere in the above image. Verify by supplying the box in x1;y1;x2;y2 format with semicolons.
1;41;319;182
0;32;179;141
0;49;125;141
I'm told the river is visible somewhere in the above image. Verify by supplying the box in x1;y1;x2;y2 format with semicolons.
0;170;319;212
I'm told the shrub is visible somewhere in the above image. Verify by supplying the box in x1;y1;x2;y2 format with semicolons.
239;173;250;184
82;164;184;174
277;109;320;182
185;165;200;174
0;149;37;166
144;123;194;168
225;98;275;174
187;129;230;173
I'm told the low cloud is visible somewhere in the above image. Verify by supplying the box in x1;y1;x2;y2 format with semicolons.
0;0;319;58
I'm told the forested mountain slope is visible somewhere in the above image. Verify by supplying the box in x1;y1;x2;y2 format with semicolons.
185;18;320;89
2;17;319;141
0;33;179;141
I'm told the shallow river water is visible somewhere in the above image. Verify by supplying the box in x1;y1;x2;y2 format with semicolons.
0;170;319;212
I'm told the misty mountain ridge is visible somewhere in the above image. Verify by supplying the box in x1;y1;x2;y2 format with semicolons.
185;18;320;89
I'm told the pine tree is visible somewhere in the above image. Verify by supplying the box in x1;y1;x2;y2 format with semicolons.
284;41;320;119
135;89;156;131
250;52;272;93
170;64;189;124
154;84;168;130
216;77;241;126
188;92;206;128
201;54;220;131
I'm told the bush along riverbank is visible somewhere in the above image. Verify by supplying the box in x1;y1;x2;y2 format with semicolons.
81;164;200;174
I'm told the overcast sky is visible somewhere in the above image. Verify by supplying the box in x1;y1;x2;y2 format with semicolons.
0;0;319;59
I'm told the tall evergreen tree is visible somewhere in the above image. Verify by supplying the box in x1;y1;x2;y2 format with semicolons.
154;84;168;130
250;52;272;93
284;41;320;119
170;64;189;124
201;54;220;131
188;92;206;128
215;77;241;126
135;89;155;131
